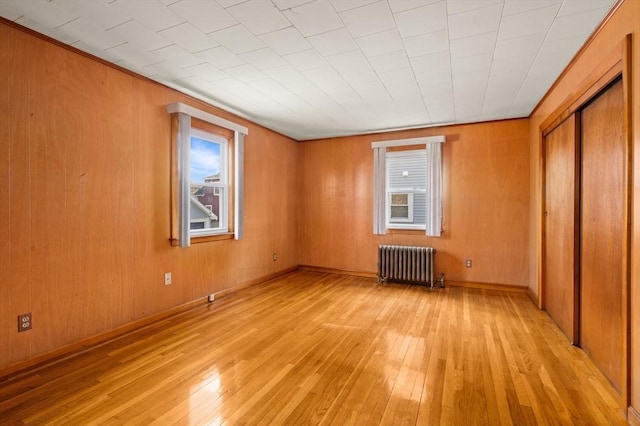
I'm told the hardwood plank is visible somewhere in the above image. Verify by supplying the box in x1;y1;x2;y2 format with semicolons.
0;272;628;425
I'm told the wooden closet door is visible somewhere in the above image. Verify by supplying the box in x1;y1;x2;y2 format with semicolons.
580;79;624;392
544;116;578;342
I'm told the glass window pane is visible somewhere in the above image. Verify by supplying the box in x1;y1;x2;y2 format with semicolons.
391;193;408;205
190;137;221;185
390;206;409;219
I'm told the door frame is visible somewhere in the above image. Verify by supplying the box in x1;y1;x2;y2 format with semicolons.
539;35;632;410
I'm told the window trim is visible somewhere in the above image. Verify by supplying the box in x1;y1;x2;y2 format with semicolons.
372;136;445;236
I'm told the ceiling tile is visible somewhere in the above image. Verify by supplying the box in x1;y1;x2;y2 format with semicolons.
308;28;358;56
557;0;614;17
3;0;77;28
339;1;395;38
447;0;501;15
448;2;502;40
152;44;202;67
403;29;449;57
0;3;22;20
356;29;403;57
490;55;534;76
369;50;410;72
415;68;451;86
109;0;183;32
535;34;585;62
57;17;125;50
197;46;246;69
450;31;496;58
215;0;247;8
326;50;370;73
143;60;192;81
259;27;311;55
378;67;416;89
283;0;343;37
227;0;290;35
182;62;229;81
224;64;267;82
263;65;305;84
427;103;455;123
283;49;329;71
493;33;545;59
107;20;171;51
341;66;381;85
54;0;130;30
498;4;560;40
158;22;218;53
394;2;447;38
351;80;392;102
240;47;287;70
451;53;492;72
168;0;237;33
502;0;561;16
546;7;610;41
387;82;422;101
209;24;265;54
331;0;378;12
107;43;162;68
419;81;453;103
388;0;441;13
410;50;451;73
272;0;315;10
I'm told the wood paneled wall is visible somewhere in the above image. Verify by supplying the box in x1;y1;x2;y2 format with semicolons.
528;0;639;417
298;119;530;287
0;21;299;369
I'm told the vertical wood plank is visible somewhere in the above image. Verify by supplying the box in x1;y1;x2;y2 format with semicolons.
0;23;13;364
28;38;86;353
6;24;33;364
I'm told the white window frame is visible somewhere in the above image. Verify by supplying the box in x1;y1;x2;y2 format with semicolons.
387;192;415;224
189;129;228;237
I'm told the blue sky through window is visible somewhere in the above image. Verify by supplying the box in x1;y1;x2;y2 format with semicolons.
190;136;220;182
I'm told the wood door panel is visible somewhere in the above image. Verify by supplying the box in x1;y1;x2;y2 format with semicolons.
544;116;577;342
580;79;624;392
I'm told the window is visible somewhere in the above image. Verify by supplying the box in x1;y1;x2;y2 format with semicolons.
372;136;445;236
189;129;227;236
167;102;247;247
386;150;426;228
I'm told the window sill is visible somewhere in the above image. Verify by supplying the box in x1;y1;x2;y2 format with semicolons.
170;233;234;246
386;229;427;235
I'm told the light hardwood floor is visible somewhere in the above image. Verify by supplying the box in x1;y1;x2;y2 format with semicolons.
0;271;627;425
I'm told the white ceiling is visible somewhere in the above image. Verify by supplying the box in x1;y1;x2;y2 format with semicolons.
0;0;616;140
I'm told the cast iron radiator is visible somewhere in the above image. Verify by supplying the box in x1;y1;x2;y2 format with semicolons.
377;245;439;287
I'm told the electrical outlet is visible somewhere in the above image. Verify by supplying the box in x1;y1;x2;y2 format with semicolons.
164;272;172;285
18;313;32;332
208;294;215;303
465;259;472;268
272;253;277;261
